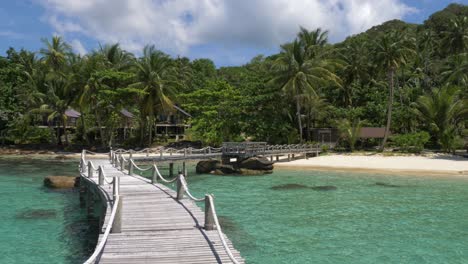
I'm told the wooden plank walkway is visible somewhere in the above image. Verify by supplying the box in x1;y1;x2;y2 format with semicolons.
84;159;244;264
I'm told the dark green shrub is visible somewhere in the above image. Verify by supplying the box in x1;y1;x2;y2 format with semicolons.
391;132;430;153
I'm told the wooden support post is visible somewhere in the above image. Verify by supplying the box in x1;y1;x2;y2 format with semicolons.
270;156;273;162
112;196;123;233
129;161;134;176
182;162;186;175
98;167;104;186
208;147;211;154
176;174;185;200
288;154;291;162
129;150;133;159
169;163;174;177
120;156;124;171
146;149;149;157
88;162;93;178
292;154;295;159
109;149;113;161
305;152;308;160
152;165;158;183
160;149;163;159
276;155;279;161
184;148;187;157
112;176;119;199
204;195;215;230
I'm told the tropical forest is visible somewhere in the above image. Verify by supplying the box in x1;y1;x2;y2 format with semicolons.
0;3;467;153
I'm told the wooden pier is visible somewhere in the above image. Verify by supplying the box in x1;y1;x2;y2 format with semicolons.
80;150;244;264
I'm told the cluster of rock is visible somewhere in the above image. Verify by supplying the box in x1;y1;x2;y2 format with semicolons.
196;156;273;175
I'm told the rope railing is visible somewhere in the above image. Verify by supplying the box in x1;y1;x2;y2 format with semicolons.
173;173;240;264
83;195;121;264
80;149;122;264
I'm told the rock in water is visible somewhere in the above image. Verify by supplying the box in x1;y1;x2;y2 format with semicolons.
16;209;57;219
44;176;79;189
196;160;220;174
239;157;273;171
310;185;337;191
218;164;237;174
239;169;273;176
271;184;310;190
374;182;401;188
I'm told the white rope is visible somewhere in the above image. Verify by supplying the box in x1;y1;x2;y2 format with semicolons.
153;165;178;183
207;195;240;264
83;195;120;264
130;159;153;172
180;176;205;202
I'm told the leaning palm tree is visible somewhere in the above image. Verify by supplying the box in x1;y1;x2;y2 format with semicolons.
131;45;179;146
271;35;341;142
374;31;415;151
412;85;468;152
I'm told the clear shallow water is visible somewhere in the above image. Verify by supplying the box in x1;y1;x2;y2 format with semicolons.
162;167;468;264
0;157;94;264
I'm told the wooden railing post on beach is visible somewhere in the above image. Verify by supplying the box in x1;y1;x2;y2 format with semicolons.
128;160;134;176
152;165;158;183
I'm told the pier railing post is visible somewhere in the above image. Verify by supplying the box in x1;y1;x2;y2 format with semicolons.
129;160;134;176
88;161;93;178
120;155;124;171
129;150;133;159
176;173;185;200
146;149;149;157
160;148;163;159
112;196;122;233
204;195;215;230
169;163;174;178
98;166;104;186
152;165;158;183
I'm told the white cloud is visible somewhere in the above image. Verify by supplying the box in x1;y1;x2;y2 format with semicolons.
37;0;415;57
70;39;86;55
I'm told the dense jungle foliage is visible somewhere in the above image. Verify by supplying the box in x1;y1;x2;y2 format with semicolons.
0;3;467;152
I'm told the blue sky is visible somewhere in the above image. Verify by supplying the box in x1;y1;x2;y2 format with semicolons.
0;0;466;66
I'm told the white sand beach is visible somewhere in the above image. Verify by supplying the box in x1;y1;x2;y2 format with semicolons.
274;153;468;176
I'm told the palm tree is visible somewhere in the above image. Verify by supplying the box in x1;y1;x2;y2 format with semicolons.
412;85;468;152
271;29;341;142
374;31;415;151
337;118;365;151
131;45;179;146
441;53;468;86
98;43;134;70
40;36;72;74
340;39;370;107
441;16;468;55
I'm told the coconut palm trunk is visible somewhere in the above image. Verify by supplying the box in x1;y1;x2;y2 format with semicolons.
380;68;395;151
94;108;106;147
296;98;303;142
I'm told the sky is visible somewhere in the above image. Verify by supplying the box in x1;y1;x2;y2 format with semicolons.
0;0;466;66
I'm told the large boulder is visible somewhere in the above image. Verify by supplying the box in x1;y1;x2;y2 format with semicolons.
239;156;273;171
218;164;237;174
44;176;80;189
196;160;220;174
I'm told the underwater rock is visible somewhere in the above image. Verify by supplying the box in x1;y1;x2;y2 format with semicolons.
44;176;80;189
271;184;337;191
271;184;311;190
310;185;337;191
374;182;402;188
238;169;272;176
16;209;57;220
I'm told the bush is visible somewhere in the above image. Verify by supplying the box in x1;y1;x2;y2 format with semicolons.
391;132;430;153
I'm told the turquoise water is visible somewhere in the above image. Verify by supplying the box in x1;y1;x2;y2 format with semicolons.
162;167;468;264
3;158;468;264
0;158;94;264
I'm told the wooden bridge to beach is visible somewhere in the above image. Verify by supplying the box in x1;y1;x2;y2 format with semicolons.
79;143;321;263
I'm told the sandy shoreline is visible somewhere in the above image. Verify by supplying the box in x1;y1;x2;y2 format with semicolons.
274;153;468;176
